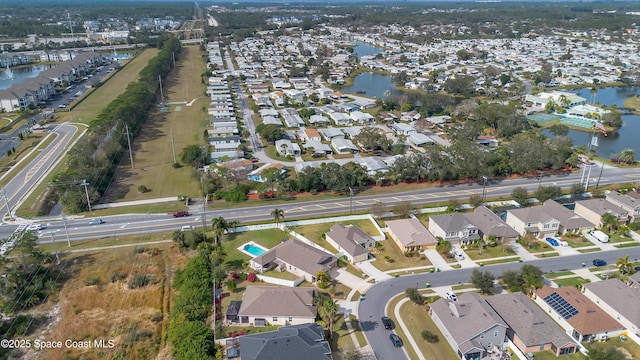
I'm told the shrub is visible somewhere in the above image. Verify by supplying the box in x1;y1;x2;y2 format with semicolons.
110;272;127;283
137;185;149;193
172;162;182;168
247;272;257;282
85;277;101;286
421;330;439;343
405;288;423;305
133;247;146;254
129;274;150;289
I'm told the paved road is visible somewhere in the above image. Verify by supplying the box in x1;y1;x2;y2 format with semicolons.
2;162;638;242
359;247;640;360
0;123;79;223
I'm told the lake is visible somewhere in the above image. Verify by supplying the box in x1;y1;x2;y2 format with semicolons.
0;65;51;90
343;42;401;99
542;86;640;158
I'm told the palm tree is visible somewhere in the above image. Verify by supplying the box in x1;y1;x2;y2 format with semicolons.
271;208;284;225
228;220;240;233
616;255;633;275
319;299;340;339
211;216;229;244
619;149;636;165
315;270;331;288
601;213;618;233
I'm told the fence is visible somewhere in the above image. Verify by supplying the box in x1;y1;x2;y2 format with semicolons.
257;274;305;287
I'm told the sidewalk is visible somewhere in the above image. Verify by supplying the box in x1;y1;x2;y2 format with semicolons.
511;243;537;261
422;249;453;271
92;196;178;210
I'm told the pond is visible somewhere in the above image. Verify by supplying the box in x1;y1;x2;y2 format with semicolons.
0;65;51;90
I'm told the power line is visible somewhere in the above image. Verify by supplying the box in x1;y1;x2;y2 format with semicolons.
80;180;92;212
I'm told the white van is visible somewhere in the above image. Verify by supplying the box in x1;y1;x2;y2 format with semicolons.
181;225;194;232
590;230;609;243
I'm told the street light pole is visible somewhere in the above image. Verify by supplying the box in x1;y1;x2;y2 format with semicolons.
481;176;488;202
349;187;354;215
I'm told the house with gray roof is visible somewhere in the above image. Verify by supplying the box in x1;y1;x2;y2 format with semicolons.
582;279;640;337
249;239;337;284
325;224;374;263
505;200;593;239
574;198;629;227
429;292;508;360
428;212;480;246
605;190;640;223
239;323;332;360
237;286;317;327
319;128;344;141
331;138;359;154
486;293;578;356
385;216;437;252
466;206;520;244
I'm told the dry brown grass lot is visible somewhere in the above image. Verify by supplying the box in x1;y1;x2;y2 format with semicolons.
102;45;208;202
28;243;187;360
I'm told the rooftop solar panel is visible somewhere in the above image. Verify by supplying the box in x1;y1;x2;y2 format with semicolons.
543;292;579;320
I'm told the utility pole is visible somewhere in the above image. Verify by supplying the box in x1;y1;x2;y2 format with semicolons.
125;124;133;169
172;51;176;68
62;214;71;248
595;161;605;189
49;232;60;264
1;187;12;220
481;176;488;202
170;128;177;163
584;164;593;191
81;180;92;212
158;74;164;100
201;176;207;241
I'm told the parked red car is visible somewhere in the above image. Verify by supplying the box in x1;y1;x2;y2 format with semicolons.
172;211;189;217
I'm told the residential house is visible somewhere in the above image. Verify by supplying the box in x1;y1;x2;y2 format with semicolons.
325;224;375;263
408;133;434;148
629;272;640;290
249;239;337;283
237;286;317;327
390;122;417;135
582;279;640;337
280;108;304;128
486;293;578;356
385;216;438;252
465;206;520;244
309;114;330;126
534;286;624;342
357;157;389;176
331;138;359;154
275;139;301;156
239;323;332;360
247;163;286;183
573;198;629;227
329;112;351;126
303;140;332;157
428;213;480;246
298;128;321;143
319;128;344;141
505;200;593;238
400;110;420;121
429;292;508;360
605;190;640;222
350;111;375;123
476;135;499;147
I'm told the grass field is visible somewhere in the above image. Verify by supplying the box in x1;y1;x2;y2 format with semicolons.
465;245;516;260
554;276;590;288
58;49;157;126
292;219;381;253
102;45;208;203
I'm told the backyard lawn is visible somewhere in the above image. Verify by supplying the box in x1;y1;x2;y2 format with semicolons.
371;238;432;272
588;336;640;359
222;229;289;269
554;276;590;288
292;219;382;253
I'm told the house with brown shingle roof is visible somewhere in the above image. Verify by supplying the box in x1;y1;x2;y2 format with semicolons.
505;200;593;239
486;293;578;356
249;239;336;284
385;216;438;252
429;206;519;246
325;224;374;263
582;279;640;337
534;285;624;342
237;286;317;327
429;292;508;359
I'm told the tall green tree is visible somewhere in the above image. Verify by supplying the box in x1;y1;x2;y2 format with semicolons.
618;148;635;165
180;145;207;168
601;213;618;233
511;187;529;206
616;255;633;274
319;299;339;338
470;269;495;294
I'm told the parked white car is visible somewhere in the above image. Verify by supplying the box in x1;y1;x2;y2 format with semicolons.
452;250;465;261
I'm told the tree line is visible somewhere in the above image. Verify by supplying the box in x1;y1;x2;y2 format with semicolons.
43;35;181;214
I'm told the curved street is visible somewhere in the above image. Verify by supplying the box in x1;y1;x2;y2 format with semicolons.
358;247;640;360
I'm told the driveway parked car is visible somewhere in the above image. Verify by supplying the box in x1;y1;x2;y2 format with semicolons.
545;237;559;247
381;316;394;330
88;218;104;225
592;259;607;267
452;250;465;261
446;291;458;302
173;211;189;217
389;334;403;348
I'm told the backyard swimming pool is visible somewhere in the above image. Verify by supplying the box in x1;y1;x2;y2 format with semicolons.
239;242;268;257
